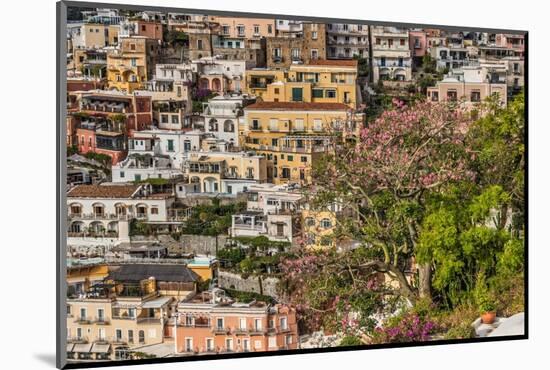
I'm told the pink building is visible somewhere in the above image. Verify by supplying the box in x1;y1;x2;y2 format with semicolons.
409;30;427;58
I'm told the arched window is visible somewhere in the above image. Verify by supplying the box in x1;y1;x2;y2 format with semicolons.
320;218;332;229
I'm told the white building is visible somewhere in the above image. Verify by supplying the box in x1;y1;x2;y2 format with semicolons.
372;26;412;82
202;95;255;146
326;23;370;59
230;183;303;243
67;184;182;243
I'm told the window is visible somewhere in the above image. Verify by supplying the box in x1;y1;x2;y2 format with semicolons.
312;89;324;98
400;38;405;46
80;308;87;320
128;308;136;318
376;38;380;45
253;25;260;35
185;338;193;352
128;330;134;343
311;49;319;59
294;118;304;132
312;31;318;39
447;90;458;102
313;119;323;131
161;114;168;123
239;318;247;329
115;329;122;341
217;318;224;329
268;24;273;34
134;174;141;181
272;138;279;147
197;39;203;50
281;167;291;179
431;91;439;101
251;119;260;130
388;39;393;47
97;308;105;322
269;119;278;131
291;48;301;59
138;330;145;343
305;217;315;227
141;24;146;32
280;317;288;330
292;88;303;102
243;339;250;352
167;139;174;151
120;171;125;178
470;90;481;102
287;155;294;162
76;327;82;339
222;25;229;35
254;318;262;330
224;338;234;351
98;328;106;340
237;25;245;36
131;58;137;67
320;218;332;229
326;89;336;98
274;88;280;94
286;335;293;345
130;43;136;51
171;115;179;124
301;156;308;163
151;207;159;215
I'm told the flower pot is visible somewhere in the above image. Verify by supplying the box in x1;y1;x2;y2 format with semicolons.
481;311;496;324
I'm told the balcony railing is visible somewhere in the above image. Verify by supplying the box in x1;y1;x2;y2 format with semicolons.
212;327;231;335
249;327;266;335
233;327;249;335
137;317;162;324
67;336;88;343
74;316;92;324
93;317;111;325
68;213;131;220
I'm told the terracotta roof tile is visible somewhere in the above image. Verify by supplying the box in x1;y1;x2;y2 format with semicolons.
67;184;141;198
307;59;358;67
245;101;350;111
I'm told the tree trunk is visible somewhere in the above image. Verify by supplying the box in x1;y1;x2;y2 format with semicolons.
418;263;432;300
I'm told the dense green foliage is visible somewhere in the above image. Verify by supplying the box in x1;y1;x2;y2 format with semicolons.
181;199;246;236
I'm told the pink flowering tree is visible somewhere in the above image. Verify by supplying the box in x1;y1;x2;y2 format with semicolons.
308;99;474;302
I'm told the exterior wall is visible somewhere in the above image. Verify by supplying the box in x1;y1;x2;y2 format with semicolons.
67;297;168;360
266;23;326;69
174;302;297;354
326;23;370;59
302;209;338;248
409;30;427;58
250;63;358;108
188;33;213;60
107;37;159;92
427;81;507;107
209;17;276;39
372;27;412;83
135;20;163;40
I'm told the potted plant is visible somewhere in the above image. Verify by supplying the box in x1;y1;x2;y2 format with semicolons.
479;300;497;324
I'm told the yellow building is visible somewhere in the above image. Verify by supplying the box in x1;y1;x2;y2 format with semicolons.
242;101;363;184
186;151;268;194
78;24;120;49
107;36;159;92
301;209;338;249
245;60;359;109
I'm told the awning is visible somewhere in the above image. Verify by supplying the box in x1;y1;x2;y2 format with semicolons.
142;296;172;309
66;343;75;352
73;343;93;353
91;343;111;353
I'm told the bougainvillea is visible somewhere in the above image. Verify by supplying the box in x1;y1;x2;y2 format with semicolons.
371;312;437;344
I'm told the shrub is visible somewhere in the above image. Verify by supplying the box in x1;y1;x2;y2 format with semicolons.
371;311;437;344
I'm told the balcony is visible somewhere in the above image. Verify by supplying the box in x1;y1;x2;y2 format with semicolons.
68;213;131;220
249;327;266;335
233;327;249;335
67;336;88;344
74;316;92;324
137;317;162;324
212;327;231;335
249;82;267;89
93;317;111;325
271;56;284;64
